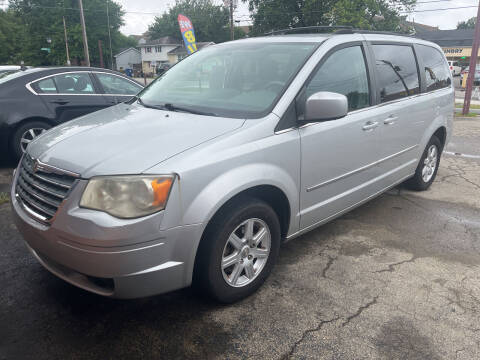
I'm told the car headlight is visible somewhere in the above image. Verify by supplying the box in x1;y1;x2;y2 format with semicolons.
80;175;174;218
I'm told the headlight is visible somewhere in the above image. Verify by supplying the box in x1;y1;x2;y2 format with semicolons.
80;175;174;218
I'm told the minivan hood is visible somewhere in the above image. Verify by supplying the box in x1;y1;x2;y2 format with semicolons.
28;103;245;177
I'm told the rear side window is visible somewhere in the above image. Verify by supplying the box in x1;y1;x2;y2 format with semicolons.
372;45;420;103
304;46;370;111
35;78;57;94
416;45;451;92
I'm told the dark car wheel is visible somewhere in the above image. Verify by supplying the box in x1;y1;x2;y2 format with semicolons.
194;197;281;303
11;121;51;161
405;135;442;191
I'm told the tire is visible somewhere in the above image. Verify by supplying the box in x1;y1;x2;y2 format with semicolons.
11;121;51;162
194;197;281;303
404;135;442;191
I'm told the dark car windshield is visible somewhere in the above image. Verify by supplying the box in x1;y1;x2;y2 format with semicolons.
138;42;318;118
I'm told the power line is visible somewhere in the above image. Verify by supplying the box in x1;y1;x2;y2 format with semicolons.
401;5;479;13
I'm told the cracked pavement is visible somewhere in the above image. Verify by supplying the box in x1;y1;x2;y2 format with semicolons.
1;116;479;359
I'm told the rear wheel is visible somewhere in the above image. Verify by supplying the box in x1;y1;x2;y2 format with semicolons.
194;197;281;303
11;121;51;161
405;135;442;191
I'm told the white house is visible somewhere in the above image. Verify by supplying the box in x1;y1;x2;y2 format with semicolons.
114;47;141;72
138;36;182;75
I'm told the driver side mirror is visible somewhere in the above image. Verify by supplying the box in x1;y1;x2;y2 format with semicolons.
303;91;348;122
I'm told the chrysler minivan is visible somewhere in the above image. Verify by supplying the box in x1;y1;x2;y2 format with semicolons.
11;30;453;303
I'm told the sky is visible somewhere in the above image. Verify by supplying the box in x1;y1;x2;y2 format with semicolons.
116;0;480;36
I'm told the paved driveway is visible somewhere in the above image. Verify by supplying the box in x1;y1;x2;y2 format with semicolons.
0;117;479;360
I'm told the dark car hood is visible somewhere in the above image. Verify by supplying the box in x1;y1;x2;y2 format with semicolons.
28;103;245;177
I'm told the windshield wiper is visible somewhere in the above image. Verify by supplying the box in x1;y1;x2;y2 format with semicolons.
163;103;218;116
136;97;167;110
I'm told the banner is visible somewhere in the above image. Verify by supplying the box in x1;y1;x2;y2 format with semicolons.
177;14;198;55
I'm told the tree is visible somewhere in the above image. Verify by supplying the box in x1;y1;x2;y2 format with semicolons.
148;0;245;43
0;10;26;64
457;17;476;30
244;0;416;35
2;0;135;67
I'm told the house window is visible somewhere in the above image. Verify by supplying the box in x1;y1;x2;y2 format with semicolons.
155;46;162;52
145;47;152;53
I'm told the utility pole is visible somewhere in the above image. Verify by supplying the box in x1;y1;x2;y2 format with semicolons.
463;1;480;115
98;40;104;68
78;0;90;66
106;0;113;69
62;16;71;66
229;0;234;41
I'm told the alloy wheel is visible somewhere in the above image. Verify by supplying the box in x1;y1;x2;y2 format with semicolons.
221;218;271;288
20;128;47;153
422;144;438;183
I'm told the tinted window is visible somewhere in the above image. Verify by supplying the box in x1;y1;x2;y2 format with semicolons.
36;78;57;94
373;45;420;103
96;73;142;95
53;73;95;94
417;45;451;92
305;46;370;111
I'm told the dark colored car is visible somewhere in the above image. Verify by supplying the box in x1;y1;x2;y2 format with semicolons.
0;67;143;161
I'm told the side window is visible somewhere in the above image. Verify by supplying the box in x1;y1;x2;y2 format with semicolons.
53;73;95;94
35;78;57;94
416;45;452;92
96;73;142;95
372;45;420;103
300;45;370;114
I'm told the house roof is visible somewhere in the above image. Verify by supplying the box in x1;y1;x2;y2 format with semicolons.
138;36;182;46
167;42;215;55
114;47;140;58
415;29;475;47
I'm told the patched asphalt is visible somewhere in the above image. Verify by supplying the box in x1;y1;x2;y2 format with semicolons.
0;117;479;360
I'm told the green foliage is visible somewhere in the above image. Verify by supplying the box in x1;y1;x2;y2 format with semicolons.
1;0;135;67
148;0;245;43
244;0;416;35
0;10;26;64
457;17;476;30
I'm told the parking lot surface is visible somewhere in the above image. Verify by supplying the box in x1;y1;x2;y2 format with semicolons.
0;116;479;360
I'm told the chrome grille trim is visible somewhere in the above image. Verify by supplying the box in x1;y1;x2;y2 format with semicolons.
15;155;79;224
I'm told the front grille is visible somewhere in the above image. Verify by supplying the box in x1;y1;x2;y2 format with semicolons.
15;155;78;224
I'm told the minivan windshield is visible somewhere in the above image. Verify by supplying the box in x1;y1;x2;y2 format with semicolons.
138;42;318;118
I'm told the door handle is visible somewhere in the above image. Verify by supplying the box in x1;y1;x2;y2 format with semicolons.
50;100;69;105
384;116;398;125
362;121;379;131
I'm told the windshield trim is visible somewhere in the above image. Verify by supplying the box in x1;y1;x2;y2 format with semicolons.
137;41;322;119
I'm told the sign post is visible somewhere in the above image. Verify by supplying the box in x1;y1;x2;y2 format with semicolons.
177;14;198;55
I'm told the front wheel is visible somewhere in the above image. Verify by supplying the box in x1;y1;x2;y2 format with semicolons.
194;198;281;303
405;135;442;191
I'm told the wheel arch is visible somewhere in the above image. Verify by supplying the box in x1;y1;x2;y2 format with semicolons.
191;183;292;287
433;126;447;150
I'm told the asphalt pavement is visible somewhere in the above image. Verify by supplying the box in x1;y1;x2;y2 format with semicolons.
0;116;479;359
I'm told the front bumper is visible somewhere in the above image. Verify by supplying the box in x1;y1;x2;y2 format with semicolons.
11;174;203;299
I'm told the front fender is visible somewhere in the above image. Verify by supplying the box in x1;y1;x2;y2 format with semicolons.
182;162;299;235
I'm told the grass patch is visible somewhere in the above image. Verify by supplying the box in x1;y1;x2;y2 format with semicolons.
455;103;480;109
0;192;9;205
455;112;478;117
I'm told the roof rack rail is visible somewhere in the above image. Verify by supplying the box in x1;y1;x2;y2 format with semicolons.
337;29;413;37
264;26;353;36
263;26;413;37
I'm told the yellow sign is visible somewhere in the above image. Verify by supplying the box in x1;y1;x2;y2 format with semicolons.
442;47;480;58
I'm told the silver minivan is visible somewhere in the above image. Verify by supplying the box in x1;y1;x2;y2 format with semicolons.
12;30;453;302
